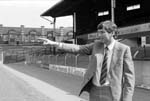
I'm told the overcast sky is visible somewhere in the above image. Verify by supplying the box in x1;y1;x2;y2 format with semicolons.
0;0;72;28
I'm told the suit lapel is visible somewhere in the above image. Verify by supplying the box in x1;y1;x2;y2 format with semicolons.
109;41;121;72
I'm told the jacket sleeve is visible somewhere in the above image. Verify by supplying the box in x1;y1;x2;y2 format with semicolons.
122;46;135;101
57;43;94;55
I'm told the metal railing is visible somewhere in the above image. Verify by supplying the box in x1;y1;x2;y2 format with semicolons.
30;53;90;69
1;46;150;65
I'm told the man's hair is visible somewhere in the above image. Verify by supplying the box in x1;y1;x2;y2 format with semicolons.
97;20;117;34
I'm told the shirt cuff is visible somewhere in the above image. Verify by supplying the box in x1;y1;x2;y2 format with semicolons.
56;42;63;48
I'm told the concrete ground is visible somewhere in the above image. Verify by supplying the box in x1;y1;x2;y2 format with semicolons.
1;62;150;101
0;63;51;101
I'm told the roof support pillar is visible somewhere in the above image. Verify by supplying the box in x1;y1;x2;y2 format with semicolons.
73;12;77;44
111;0;116;23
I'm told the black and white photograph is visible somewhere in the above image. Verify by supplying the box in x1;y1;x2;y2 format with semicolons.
0;0;150;101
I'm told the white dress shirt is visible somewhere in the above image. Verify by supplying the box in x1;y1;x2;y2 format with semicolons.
93;39;116;87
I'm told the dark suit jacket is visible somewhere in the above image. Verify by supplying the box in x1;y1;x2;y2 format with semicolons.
58;40;135;101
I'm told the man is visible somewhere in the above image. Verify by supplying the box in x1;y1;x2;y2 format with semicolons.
38;20;135;101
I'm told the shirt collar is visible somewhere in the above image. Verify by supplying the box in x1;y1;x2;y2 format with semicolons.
105;39;116;51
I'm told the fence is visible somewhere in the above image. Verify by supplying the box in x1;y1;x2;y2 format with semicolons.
1;47;27;63
25;53;90;76
23;46;150;88
1;46;150;88
1;45;150;64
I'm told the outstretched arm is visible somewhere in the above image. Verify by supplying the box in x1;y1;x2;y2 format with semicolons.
37;37;93;55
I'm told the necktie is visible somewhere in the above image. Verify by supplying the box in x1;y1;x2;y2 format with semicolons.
100;47;108;85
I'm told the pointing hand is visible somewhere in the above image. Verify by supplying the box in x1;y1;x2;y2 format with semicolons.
37;37;59;46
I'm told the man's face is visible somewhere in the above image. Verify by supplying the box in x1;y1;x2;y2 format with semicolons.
97;29;113;44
